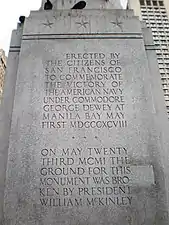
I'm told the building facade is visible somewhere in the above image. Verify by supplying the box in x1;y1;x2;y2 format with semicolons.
128;0;169;118
0;49;6;103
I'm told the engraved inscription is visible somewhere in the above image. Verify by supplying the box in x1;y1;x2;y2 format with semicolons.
39;146;132;207
42;52;127;129
39;51;130;208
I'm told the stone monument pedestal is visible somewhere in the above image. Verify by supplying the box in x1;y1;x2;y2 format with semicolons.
1;2;169;225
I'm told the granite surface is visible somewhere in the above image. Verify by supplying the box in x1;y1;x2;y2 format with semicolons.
1;6;169;225
0;27;23;224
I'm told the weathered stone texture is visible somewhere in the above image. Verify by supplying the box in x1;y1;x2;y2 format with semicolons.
1;4;169;225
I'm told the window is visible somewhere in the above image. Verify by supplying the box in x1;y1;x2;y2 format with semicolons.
140;0;145;6
159;1;164;6
147;0;151;5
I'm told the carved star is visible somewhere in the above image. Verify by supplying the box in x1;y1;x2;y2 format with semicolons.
76;18;89;29
43;19;54;28
111;18;123;31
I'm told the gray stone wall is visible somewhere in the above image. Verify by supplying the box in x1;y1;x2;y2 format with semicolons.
0;27;23;224
1;4;169;225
